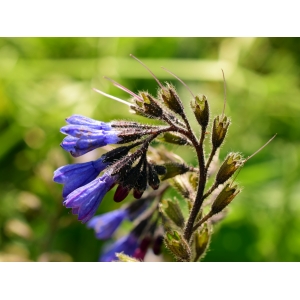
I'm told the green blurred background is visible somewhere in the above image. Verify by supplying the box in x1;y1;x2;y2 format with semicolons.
0;37;299;262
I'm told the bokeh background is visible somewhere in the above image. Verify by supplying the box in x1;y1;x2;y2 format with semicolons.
0;37;299;262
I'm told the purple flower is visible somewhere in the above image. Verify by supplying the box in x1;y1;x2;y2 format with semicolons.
53;157;109;197
66;114;112;130
60;114;122;157
100;233;139;262
87;209;128;239
63;173;117;223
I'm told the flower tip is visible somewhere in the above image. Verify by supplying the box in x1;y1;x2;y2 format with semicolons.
70;151;80;158
52;173;60;183
133;189;144;199
114;185;131;202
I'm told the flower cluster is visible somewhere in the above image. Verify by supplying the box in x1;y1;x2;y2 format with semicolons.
53;114;170;222
53;56;275;262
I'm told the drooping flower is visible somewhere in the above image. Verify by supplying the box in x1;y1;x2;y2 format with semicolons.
100;233;139;262
60;114;122;157
63;173;117;223
87;209;128;240
53;157;109;197
132;236;152;260
66;114;113;130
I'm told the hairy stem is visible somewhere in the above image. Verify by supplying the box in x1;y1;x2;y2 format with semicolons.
183;127;207;242
192;211;214;232
205;146;218;172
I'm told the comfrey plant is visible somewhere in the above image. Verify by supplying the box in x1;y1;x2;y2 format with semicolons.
53;55;275;262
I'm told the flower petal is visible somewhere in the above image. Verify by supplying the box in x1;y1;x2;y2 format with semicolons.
63;174;116;223
53;158;108;197
100;234;139;262
87;209;128;239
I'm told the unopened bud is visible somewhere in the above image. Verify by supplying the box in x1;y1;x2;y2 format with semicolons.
212;115;230;149
211;183;240;214
159;132;191;146
133;236;152;260
216;152;244;184
148;164;160;190
191;95;210;128
133;161;148;199
170;176;192;200
193;223;211;262
160;84;184;116
152;235;164;255
164;231;191;262
102;146;130;164
141;92;163;118
160;162;190;180
153;165;167;175
160;199;185;229
114;184;131;202
121;163;144;188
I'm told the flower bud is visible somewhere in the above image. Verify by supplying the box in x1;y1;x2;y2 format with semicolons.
170;176;193;200
192;223;211;262
164;231;191;262
215;152;244;184
191;94;209;128
148;164;160;190
160;162;190;181
102;146;130;164
152;235;164;255
121;163;144;189
211;183;240;214
133;161;148;198
160;199;185;229
141;92;163;118
114;185;131;202
153;164;167;176
159;132;191;146
212;115;230;149
133;236;152;260
159;84;184;116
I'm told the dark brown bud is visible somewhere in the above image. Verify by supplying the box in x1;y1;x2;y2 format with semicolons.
148;164;160;190
133;161;148;199
102;146;130;164
152;235;164;255
114;185;131;202
153;165;167;176
141;92;163;118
